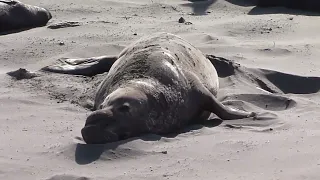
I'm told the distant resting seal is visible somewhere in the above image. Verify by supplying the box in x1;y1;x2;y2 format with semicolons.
257;0;320;12
0;0;52;33
42;32;257;144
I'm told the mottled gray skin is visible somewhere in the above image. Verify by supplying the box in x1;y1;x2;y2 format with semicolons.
40;32;255;144
257;0;320;11
0;0;52;32
77;32;255;144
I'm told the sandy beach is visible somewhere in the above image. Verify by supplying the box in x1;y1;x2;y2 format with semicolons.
1;0;320;179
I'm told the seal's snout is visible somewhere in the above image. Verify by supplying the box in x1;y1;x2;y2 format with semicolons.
85;109;115;127
81;109;118;144
46;10;52;20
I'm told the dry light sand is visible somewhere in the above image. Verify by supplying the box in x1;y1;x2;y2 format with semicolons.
1;0;320;179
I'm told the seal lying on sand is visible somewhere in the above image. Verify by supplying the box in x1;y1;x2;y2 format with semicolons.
0;0;52;33
43;32;257;144
257;0;320;12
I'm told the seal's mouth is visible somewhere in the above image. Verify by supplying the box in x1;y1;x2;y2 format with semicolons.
81;125;119;144
81;109;132;144
81;110;119;144
46;9;52;20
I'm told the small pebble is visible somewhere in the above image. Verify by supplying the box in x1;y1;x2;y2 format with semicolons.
178;17;185;23
161;151;168;154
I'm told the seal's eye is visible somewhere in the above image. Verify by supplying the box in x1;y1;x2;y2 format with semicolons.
117;103;130;113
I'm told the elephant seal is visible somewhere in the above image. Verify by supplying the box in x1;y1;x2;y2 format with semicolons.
0;0;52;33
42;32;256;144
257;0;320;12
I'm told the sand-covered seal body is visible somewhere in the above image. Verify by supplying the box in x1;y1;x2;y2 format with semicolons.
42;32;255;144
79;33;255;144
0;0;52;32
93;33;218;133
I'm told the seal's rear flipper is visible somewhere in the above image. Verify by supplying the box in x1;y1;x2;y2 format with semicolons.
201;87;256;120
185;71;256;120
204;91;256;120
41;56;118;76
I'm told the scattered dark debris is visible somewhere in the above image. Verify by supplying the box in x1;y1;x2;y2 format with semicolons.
262;27;272;31
88;20;112;24
250;26;281;34
172;6;179;12
225;124;243;129
178;17;192;25
122;16;132;20
47;21;81;29
7;68;38;80
161;151;168;154
260;27;273;34
50;93;67;103
178;17;186;23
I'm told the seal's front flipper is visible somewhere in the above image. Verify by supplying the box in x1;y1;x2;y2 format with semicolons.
41;56;118;76
185;71;256;120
